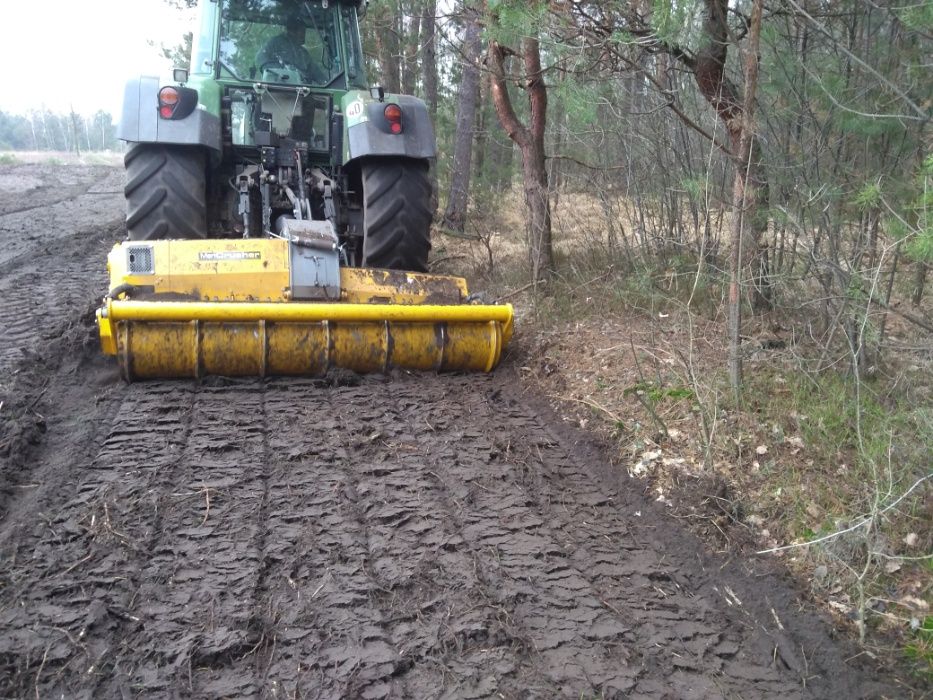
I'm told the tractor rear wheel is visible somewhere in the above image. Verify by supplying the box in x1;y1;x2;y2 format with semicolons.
361;159;433;271
125;144;207;240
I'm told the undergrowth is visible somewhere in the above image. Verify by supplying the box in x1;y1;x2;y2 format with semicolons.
748;368;932;658
904;613;933;684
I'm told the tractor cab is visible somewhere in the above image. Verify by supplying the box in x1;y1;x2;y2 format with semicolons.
185;0;368;150
190;0;368;91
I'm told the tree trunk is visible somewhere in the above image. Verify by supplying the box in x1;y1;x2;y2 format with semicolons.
401;7;422;97
372;2;401;93
548;83;565;212
912;262;927;307
422;0;438;120
473;72;490;184
523;132;552;282
489;34;553;281
441;10;483;233
694;0;770;312
486;57;514;191
70;107;81;157
728;0;763;397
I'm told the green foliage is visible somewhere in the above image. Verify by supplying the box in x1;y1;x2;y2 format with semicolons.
800;526;817;541
648;0;693;44
784;372;931;488
625;381;694;403
159;31;194;69
832;106;906;138
895;4;933;32
552;81;601;129
487;0;548;41
0;111;35;150
608;28;635;47
682;176;710;201
853;181;882;211
907;232;933;262
792;375;877;456
904;616;933;683
905;154;933;263
0;153;18;165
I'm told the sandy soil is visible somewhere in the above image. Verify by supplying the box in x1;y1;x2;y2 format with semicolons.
0;162;904;698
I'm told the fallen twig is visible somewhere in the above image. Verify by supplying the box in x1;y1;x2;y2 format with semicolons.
494;279;546;303
565;266;615;296
550;394;623;424
200;489;211;526
757;473;932;555
429;254;467;268
34;643;51;700
61;554;93;576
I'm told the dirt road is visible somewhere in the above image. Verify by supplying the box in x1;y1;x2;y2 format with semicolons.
0;162;899;698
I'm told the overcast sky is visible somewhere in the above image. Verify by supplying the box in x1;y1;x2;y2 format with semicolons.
0;0;197;118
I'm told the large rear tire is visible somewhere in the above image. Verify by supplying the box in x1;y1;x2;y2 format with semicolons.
361;159;433;271
124;143;207;240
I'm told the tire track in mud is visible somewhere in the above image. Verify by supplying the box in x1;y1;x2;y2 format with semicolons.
1;372;897;698
0;384;197;695
120;383;269;696
0;225;114;376
338;377;804;699
0;165;123;376
0;167;124;269
0;164;124;515
250;380;516;699
425;380;798;699
119;377;825;698
252;380;426;698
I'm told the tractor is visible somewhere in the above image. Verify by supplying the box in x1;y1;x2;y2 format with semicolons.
99;0;513;380
118;0;435;271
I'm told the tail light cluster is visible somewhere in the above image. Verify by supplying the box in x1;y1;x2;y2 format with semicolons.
158;86;199;121
384;104;403;134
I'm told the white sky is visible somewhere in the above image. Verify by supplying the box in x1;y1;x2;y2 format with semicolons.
0;0;197;118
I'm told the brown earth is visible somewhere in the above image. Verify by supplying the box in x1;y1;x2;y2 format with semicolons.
0;162;909;698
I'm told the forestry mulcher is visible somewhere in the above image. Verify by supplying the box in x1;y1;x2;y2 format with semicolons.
98;0;512;380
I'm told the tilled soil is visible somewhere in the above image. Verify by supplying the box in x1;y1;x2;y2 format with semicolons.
0;162;903;698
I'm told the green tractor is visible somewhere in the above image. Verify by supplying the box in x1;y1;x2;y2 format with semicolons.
118;0;436;272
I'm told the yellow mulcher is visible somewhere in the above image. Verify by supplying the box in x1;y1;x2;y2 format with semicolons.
97;234;512;381
100;0;513;381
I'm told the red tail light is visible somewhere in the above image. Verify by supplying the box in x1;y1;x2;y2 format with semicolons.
158;87;179;119
384;103;402;134
156;85;199;121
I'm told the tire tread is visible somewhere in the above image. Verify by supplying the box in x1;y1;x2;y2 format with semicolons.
125;143;207;240
361;160;433;271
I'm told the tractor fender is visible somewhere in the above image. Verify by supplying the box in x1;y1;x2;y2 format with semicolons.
342;92;436;163
117;76;222;156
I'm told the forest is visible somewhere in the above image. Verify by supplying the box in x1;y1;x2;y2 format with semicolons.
0;109;119;153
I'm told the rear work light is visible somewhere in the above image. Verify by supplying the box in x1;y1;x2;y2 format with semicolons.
157;85;199;120
384;103;402;134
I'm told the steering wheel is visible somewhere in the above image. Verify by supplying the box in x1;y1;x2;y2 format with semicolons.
260;59;327;85
259;60;287;73
258;61;300;84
